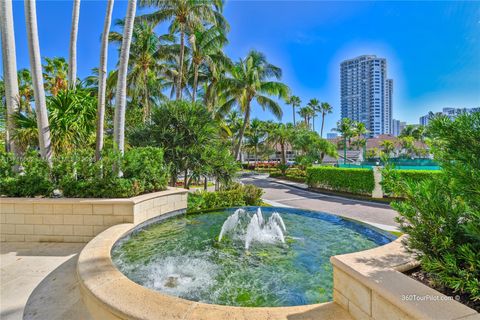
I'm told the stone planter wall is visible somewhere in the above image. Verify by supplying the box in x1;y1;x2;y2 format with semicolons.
0;188;188;243
330;236;479;320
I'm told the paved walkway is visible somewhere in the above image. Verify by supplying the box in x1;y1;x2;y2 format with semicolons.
0;242;90;320
241;175;399;231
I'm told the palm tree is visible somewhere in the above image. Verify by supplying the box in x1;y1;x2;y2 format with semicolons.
286;95;301;125
268;122;293;174
68;0;80;88
95;0;114;161
138;0;228;100
334;118;354;164
24;0;53;162
319;102;332;138
218;50;290;160
188;26;230;102
110;20;169;122
245;119;266;168
0;0;20;155
380;140;395;157
113;0;136;155
298;106;314;127
307;98;320;131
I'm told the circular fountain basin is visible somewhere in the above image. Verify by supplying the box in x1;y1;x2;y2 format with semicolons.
110;207;395;308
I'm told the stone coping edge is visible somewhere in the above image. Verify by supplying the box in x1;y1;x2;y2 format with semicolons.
0;187;188;205
77;221;349;320
330;236;479;320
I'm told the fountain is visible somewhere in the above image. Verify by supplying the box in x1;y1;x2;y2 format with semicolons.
218;208;286;250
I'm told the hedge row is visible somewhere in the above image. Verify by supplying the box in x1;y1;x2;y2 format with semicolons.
306;167;375;195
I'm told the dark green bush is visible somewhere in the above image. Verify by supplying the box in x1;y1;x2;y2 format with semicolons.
187;183;264;212
0;147;168;198
387;113;480;302
306;167;375;195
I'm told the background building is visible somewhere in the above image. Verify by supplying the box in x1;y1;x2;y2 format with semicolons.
419;107;480;126
327;133;338;139
340;55;393;137
391;119;406;137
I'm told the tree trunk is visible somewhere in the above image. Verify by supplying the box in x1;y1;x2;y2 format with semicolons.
292;105;295;125
184;168;189;189
68;0;80;88
192;62;199;102
320;113;325;138
312;115;315;131
113;0;136;155
234;102;250;161
176;27;185;100
0;0;20;156
95;0;114;161
254;147;257;170
24;0;53;163
204;176;207;191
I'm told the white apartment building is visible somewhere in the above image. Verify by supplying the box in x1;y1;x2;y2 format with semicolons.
340;55;393;137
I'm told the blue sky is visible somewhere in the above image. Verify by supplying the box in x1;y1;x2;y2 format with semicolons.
2;0;479;134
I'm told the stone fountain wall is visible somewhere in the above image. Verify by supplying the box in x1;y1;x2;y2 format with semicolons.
0;188;188;243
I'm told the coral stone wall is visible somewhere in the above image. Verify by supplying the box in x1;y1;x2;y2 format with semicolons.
0;188;187;242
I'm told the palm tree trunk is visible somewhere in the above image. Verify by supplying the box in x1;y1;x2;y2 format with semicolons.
292;105;296;125
234;103;250;161
24;0;53;162
113;0;136;155
320;113;325;138
0;0;20;156
68;0;80;88
312;115;315;131
95;0;114;161
176;27;185;100
192;62;199;102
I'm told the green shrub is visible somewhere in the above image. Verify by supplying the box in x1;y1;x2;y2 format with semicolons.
381;169;442;197
187;183;263;212
388;113;480;302
0;151;54;197
306;167;374;195
0;148;168;198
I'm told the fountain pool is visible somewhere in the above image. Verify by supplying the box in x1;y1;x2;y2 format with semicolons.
111;207;395;307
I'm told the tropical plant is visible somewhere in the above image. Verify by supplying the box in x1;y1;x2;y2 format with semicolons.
380;140;395;157
384;113;480;301
319;102;333;138
291;127;337;168
138;0;228;100
113;0;136;155
188;26;230;102
298;106;314;128
333;118;355;163
218;50;290;160
13;89;97;154
244;119;267;168
268;122;294;174
95;0;114;160
24;0;53;162
42;57;68;96
17;69;34;114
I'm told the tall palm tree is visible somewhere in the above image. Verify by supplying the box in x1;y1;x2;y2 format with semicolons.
319;102;332;138
219;50;290;160
138;0;228;100
68;0;80;88
113;0;136;155
245;119;266;168
307;98;320;131
286;95;300;125
0;0;20;155
24;0;53;162
95;0;114;161
188;26;229;102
